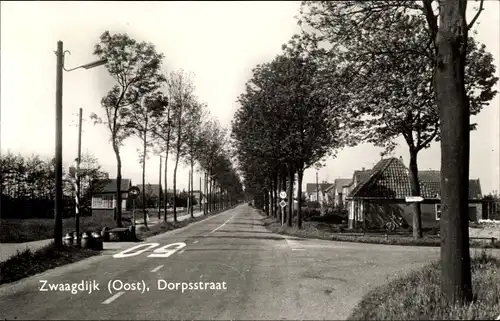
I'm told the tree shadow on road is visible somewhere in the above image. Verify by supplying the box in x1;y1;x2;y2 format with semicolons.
213;230;273;234
200;235;302;241
226;222;264;226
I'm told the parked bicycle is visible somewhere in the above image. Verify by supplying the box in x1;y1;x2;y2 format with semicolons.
385;216;405;232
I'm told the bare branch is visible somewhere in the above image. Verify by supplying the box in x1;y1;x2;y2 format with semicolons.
467;0;484;30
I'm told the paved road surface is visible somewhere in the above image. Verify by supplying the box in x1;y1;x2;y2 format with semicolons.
0;204;449;319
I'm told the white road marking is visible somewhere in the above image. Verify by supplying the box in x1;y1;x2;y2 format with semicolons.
151;265;164;272
178;249;185;254
193;240;199;244
292;248;306;251
210;213;238;233
102;291;125;304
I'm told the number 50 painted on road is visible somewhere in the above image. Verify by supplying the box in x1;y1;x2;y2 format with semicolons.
113;242;186;259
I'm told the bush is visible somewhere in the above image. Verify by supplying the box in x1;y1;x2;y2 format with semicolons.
309;214;345;224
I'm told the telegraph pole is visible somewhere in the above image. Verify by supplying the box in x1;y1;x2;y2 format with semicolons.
158;155;162;219
199;175;202;213
75;107;82;245
54;41;64;248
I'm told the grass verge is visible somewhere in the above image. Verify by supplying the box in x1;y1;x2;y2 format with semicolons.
0;213;134;243
0;242;99;285
347;250;500;320
137;206;238;240
263;216;500;249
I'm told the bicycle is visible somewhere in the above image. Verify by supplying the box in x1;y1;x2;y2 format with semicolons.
385;216;405;232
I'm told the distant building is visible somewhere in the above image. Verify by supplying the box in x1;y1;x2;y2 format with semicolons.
346;158;482;229
91;178;132;212
306;181;333;202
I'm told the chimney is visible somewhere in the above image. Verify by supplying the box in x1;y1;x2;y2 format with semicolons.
362;167;365;171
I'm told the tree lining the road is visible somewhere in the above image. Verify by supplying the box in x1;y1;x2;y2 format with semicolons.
232;51;346;228
90;31;165;227
89;31;244;227
128;92;169;229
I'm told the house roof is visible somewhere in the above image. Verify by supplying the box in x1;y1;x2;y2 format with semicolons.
354;169;372;184
306;183;333;194
138;184;162;197
418;170;482;199
348;158;482;199
333;178;352;192
93;178;132;193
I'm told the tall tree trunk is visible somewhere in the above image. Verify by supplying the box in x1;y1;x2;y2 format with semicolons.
275;175;279;220
142;132;148;229
281;174;287;223
173;152;180;223
204;171;208;215
113;143;122;227
297;168;304;229
287;168;294;227
190;165;194;218
163;150;169;222
409;149;422;238
434;0;472;304
269;180;274;217
209;171;213;212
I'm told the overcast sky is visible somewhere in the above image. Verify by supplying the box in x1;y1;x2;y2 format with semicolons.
1;1;499;195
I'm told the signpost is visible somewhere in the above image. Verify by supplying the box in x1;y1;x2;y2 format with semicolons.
405;196;424;203
279;191;287;226
128;186;140;227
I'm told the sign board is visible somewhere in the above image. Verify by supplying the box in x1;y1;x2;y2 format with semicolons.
280;191;287;199
128;186;141;200
279;200;287;208
405;196;424;203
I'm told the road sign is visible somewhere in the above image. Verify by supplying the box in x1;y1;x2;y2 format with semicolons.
280;191;287;199
405;196;424;203
279;200;287;208
128;186;140;200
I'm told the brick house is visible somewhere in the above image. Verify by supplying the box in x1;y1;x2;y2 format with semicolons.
346;157;482;229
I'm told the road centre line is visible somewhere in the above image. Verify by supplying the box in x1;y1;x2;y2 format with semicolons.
210;212;238;233
151;265;164;272
102;291;125;304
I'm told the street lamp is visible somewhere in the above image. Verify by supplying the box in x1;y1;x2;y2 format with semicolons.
54;40;108;248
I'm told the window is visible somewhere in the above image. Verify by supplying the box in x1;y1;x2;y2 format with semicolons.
435;204;441;220
92;195;114;209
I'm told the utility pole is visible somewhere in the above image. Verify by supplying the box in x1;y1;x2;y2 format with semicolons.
54;41;64;248
199;175;202;213
53;41;107;248
158;155;162;219
75;107;82;246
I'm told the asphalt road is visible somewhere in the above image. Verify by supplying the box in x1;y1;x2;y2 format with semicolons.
0;204;451;320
